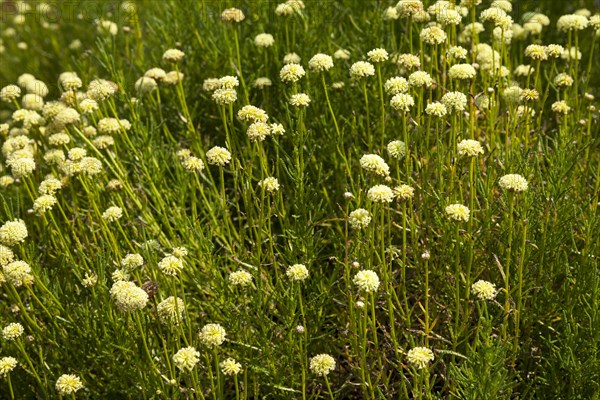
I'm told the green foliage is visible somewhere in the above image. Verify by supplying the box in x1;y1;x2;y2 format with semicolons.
0;0;599;399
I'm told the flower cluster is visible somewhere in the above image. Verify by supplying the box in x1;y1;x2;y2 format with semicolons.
407;347;435;369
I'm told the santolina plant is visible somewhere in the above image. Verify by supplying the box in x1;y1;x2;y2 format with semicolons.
0;0;598;399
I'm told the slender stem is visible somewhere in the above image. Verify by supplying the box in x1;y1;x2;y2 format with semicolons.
362;81;372;149
321;74;341;137
233;28;249;104
424;256;430;346
324;375;335;400
235;374;240;400
7;374;15;400
376;64;386;149
514;219;528;350
502;194;515;340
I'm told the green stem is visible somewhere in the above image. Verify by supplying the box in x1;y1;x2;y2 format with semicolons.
376;64;386;148
502;194;515;340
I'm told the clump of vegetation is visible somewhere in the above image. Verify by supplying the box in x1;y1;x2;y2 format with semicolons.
0;0;599;398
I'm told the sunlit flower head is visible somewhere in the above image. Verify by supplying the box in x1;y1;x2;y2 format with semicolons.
349;61;375;79
498;174;528;192
82;273;97;288
0;357;17;377
259;177;280;193
183;156;205;172
353;270;380;292
394;184;415;201
367;48;389;63
199;323;227;347
480;7;507;24
229;270;253;287
98;117;131;134
390;93;414;112
425;102;447;117
348;208;371;230
253;77;272;89
471;280;497;300
33;194;57;215
134;77;157;95
457;139;484;157
158;255;184;276
289;93;311;107
270;123;286;136
445;204;470;222
438;8;462;25
221;358;242;375
552;100;571;114
2;260;31;287
218;76;239;89
7;157;36;178
247;122;271;142
0;219;28;246
396;0;424;18
286;264;309;281
447;46;468;60
157;296;185;325
110;281;148;312
561;47;582;61
367;185;394;203
408;71;433;87
280;63;306;83
238;105;268;123
387;140;406;159
554;73;573;87
308;53;334;72
212;88;238;105
2;322;24;340
144;68;166;82
55;374;83;395
360;154;390;176
206;146;232;166
420;26;447;45
254;33;274;48
163;48;185;63
334;49;351;60
0;245;15;266
407;346;434;369
276;3;295;17
38;178;62;194
384;6;399;20
120;253;144;272
283;52;301;64
173;347;200;371
384;77;409;95
557;14;589;31
441;91;467;112
221;7;245;23
0;85;21;102
396;53;420;70
102;206;123;222
448;64;477;80
520;88;539;102
309;354;336;376
524;44;548;61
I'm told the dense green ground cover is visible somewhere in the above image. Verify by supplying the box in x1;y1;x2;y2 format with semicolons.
0;0;599;398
